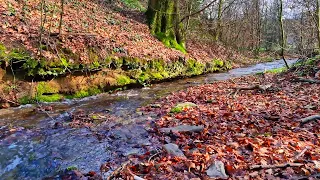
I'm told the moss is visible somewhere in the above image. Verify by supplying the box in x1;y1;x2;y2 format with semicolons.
213;59;224;67
186;59;205;76
18;96;36;105
155;32;186;53
265;67;286;74
115;74;132;86
105;56;113;67
88;48;100;62
72;90;90;98
138;72;151;84
164;60;185;77
170;106;183;113
37;94;63;102
111;57;124;69
149;72;163;80
88;87;102;95
66;166;78;171
8;49;31;62
37;82;59;96
123;57;144;70
0;43;7;60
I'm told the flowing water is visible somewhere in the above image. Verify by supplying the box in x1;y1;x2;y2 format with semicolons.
0;59;297;179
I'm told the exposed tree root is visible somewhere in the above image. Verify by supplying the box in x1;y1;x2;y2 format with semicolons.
299;115;320;126
249;163;304;170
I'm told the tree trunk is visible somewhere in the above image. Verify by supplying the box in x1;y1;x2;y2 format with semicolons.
279;0;289;69
146;0;185;50
215;0;223;42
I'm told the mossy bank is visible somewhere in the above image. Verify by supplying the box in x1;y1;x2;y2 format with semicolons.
0;44;231;107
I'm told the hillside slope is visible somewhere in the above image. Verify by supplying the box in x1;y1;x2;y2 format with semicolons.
0;0;251;107
0;0;242;64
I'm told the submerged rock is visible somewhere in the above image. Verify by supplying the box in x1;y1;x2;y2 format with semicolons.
206;161;228;179
163;143;186;158
160;125;204;133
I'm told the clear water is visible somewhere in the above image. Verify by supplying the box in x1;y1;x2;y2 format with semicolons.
0;59;297;179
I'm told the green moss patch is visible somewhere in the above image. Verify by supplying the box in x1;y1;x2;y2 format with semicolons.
155;33;186;53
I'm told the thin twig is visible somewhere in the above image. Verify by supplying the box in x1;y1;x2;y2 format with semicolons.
249;163;303;170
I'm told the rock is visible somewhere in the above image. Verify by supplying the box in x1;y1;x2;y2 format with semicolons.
163;143;186;158
206;161;228;179
175;102;197;108
171;102;197;113
150;104;161;108
123;148;141;156
160;125;204;133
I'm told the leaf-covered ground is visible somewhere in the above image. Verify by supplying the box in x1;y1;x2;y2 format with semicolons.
0;0;248;64
116;62;320;179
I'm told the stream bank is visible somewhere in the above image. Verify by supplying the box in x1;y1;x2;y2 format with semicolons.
0;59;297;179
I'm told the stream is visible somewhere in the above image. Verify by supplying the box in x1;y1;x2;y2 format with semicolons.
0;59;297;179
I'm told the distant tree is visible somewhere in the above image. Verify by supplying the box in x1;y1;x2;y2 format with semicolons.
58;0;64;35
215;0;224;42
278;0;289;68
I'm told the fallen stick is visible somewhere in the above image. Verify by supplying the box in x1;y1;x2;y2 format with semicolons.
249;163;303;170
292;146;310;162
292;77;320;84
300;115;320;126
107;160;130;180
233;84;273;91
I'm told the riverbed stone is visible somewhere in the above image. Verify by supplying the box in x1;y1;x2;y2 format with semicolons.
160;125;204;133
163;143;186;158
206;161;228;179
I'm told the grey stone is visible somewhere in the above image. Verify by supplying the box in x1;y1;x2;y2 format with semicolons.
163;143;186;158
160;125;204;133
123;148;141;156
206;161;228;179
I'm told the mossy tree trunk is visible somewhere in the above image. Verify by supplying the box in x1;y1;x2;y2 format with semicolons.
146;0;186;51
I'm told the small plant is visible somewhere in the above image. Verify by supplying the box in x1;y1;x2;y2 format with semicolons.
66;166;77;171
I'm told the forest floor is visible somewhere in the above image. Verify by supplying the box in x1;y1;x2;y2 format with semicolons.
100;59;320;179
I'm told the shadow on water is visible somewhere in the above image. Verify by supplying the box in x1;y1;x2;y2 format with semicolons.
0;59;297;179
